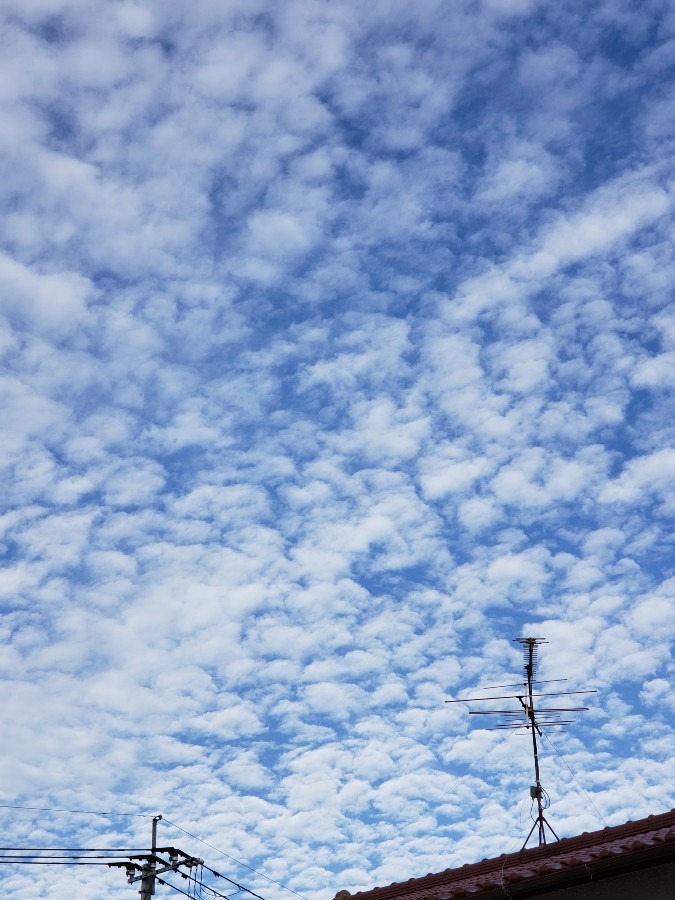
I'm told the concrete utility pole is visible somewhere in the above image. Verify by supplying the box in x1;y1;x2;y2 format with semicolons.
139;815;162;899
110;814;203;897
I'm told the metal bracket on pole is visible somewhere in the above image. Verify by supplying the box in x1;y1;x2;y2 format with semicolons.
108;814;204;897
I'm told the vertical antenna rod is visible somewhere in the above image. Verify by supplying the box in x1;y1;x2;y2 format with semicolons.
516;638;559;849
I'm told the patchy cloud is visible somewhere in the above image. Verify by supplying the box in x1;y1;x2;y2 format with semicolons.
0;0;674;898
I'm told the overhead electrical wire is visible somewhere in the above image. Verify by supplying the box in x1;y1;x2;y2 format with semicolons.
0;804;151;817
160;872;236;900
0;841;273;900
0;857;144;867
0;807;283;897
0;661;604;900
158;877;196;899
0;716;603;898
0;809;287;899
162;818;309;900
201;865;268;900
0;846;149;852
0;854;138;859
0;805;279;897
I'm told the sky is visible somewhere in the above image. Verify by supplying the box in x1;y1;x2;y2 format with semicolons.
0;0;674;896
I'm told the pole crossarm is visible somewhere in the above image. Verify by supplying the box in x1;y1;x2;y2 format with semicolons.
113;854;204;885
108;816;205;897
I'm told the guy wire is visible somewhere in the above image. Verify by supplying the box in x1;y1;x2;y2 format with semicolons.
540;732;608;828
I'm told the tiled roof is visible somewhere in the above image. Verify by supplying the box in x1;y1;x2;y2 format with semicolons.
350;808;675;900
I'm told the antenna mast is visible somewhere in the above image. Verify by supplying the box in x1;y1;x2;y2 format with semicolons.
446;636;596;850
517;637;557;849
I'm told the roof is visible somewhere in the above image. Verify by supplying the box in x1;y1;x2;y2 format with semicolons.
349;808;675;900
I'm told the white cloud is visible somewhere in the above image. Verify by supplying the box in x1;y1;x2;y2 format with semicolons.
600;449;675;504
0;1;674;897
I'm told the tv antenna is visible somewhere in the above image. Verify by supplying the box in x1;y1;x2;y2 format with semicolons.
446;637;596;850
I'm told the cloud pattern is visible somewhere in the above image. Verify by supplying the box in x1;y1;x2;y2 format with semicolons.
0;0;674;896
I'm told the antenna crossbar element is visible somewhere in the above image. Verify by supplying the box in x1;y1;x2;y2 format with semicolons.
471;678;569;691
446;689;596;703
493;723;574;729
469;707;589;715
445;636;596;851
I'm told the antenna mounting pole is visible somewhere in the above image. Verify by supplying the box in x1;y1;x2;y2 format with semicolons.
516;638;559;850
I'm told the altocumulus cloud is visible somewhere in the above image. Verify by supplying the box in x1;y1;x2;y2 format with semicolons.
0;0;674;897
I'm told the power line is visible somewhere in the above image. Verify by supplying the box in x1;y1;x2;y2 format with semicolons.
0;847;149;852
0;860;119;866
0;816;271;900
161;818;310;900
0;854;140;859
201;865;268;900
168;875;230;900
159;868;230;900
0;816;277;900
161;873;231;900
0;813;303;899
157;878;195;898
0;804;151;817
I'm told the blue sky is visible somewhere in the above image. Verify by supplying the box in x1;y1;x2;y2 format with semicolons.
0;0;674;896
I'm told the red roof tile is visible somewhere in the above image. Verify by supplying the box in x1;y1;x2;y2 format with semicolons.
350;808;675;900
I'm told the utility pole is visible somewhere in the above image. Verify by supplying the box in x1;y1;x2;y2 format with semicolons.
139;815;162;899
109;815;203;896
